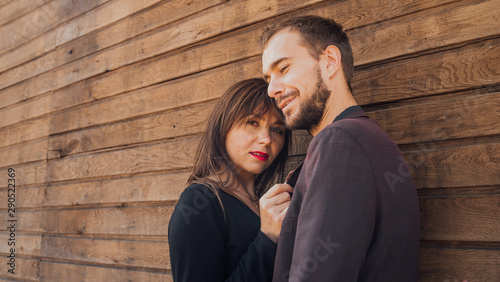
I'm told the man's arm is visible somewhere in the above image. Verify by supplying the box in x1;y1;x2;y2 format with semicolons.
288;126;376;281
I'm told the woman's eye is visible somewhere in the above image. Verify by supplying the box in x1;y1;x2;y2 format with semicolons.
279;65;289;73
247;120;259;126
271;127;283;134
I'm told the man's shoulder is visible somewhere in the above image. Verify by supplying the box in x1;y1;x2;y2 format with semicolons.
314;115;373;142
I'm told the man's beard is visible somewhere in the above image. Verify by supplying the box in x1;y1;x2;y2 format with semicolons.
284;69;331;132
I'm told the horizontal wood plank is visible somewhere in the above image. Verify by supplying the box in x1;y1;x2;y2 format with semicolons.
369;91;500;145
49;103;214;156
41;206;173;236
0;257;39;281
405;142;500;189
0;0;164;90
42;172;189;208
351;0;500;66
0;0;109;55
0;185;45;208
40;262;172;281
41;236;169;269
419;195;500;241
419;247;500;281
47;137;198;182
0;233;42;257
0;139;47;167
0;0;323;110
0;0;50;26
0;0;463;111
354;38;500;105
0;0;223;84
48;57;261;134
55;0;163;46
0;116;49;149
0;210;43;233
0;161;47;188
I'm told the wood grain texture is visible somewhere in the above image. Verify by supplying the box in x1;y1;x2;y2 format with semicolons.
0;0;463;111
48;103;214;156
0;161;46;188
369;91;500;145
41;172;188;208
354;38;500;105
41;206;173;236
0;257;39;281
48;57;261;134
47;137;198;182
351;0;500;66
419;194;500;241
0;116;49;149
0;138;47;167
405;142;500;189
0;0;221;91
0;233;42;256
0;0;50;26
419;247;500;281
41;236;169;269
0;0;323;110
0;0;110;55
40;262;172;281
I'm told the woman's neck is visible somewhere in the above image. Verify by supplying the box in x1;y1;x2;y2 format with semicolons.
210;170;260;215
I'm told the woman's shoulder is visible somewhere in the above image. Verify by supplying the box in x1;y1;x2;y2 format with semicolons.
179;183;221;203
173;183;225;222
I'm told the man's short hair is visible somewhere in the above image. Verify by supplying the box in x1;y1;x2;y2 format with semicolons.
260;15;354;92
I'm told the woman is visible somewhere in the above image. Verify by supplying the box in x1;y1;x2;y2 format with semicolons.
168;78;292;281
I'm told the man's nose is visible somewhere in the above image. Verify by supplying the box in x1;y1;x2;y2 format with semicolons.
268;78;285;98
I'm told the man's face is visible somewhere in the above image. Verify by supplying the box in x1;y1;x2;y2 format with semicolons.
262;30;330;131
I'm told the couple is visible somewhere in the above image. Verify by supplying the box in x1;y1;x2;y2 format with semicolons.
169;16;419;281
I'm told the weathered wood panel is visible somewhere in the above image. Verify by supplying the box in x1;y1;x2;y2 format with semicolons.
41;206;173;236
0;138;47;167
0;116;49;149
0;161;47;188
0;0;223;89
48;103;214;156
41;236;169;269
40;262;172;282
419;247;500;281
354;37;500;105
405;142;500;189
35;172;187;208
0;257;39;281
0;0;110;55
0;0;50;26
419;195;500;241
0;234;42;257
47;137;198;182
369;90;500;145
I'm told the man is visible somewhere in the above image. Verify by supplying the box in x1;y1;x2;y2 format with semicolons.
260;16;420;281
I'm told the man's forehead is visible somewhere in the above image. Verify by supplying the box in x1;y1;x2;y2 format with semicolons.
263;30;302;55
262;30;304;70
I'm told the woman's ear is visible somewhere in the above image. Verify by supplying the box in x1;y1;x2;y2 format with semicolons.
323;45;342;79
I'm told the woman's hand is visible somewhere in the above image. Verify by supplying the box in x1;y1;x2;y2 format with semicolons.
259;184;293;243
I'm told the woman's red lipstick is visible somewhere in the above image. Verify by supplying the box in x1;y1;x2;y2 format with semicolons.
250;151;269;161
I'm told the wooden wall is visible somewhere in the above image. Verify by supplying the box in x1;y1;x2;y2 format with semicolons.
0;0;498;281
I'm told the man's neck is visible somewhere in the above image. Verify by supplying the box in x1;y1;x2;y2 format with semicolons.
309;90;357;136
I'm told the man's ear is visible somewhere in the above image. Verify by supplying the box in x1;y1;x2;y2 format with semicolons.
323;45;342;79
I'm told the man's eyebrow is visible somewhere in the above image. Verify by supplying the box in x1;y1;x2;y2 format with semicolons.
263;56;291;80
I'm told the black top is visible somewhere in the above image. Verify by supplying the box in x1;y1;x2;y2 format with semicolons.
169;183;277;281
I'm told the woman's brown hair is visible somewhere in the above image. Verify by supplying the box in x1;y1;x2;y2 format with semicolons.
188;78;291;199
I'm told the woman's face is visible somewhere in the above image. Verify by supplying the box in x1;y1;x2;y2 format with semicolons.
225;110;286;182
